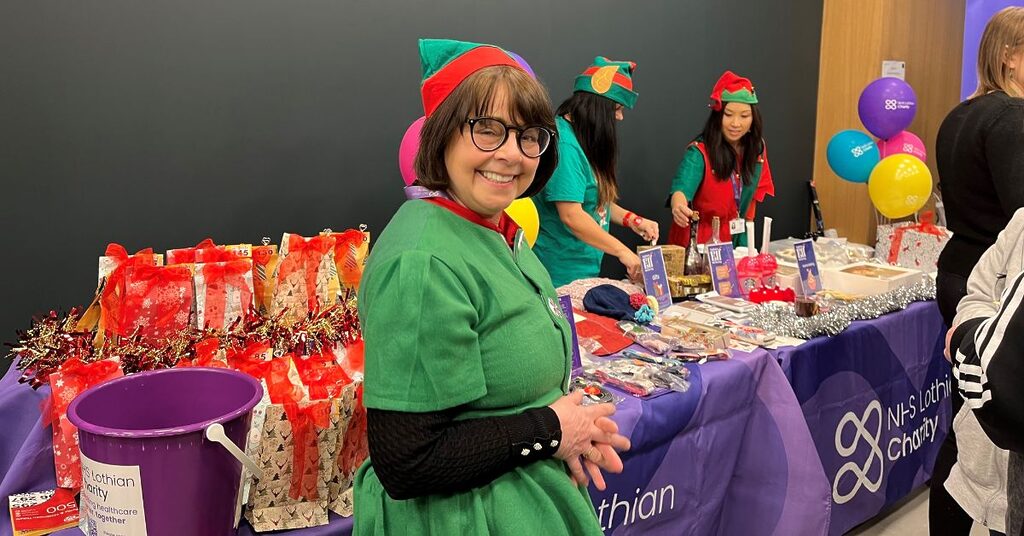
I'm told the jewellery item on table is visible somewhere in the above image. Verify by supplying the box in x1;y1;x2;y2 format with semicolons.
569;376;619;405
588;358;657;397
672;349;731;364
723;322;776;346
621;349;668;365
592;369;656;397
658;318;731;353
616;321;675;354
639;364;690;393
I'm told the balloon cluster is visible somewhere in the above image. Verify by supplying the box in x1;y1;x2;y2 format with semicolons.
396;52;541;245
826;78;931;219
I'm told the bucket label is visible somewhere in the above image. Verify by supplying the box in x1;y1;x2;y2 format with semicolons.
79;452;147;536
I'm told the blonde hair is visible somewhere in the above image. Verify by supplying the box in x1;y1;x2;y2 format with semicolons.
971;6;1024;99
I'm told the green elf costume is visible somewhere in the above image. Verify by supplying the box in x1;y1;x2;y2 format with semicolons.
667;71;774;248
532;57;639;287
354;39;603;535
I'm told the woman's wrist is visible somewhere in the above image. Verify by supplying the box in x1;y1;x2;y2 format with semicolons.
622;211;644;229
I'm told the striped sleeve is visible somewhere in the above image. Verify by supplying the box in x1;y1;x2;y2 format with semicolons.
953;269;1024;452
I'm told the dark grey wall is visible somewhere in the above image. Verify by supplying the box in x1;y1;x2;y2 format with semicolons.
0;1;822;354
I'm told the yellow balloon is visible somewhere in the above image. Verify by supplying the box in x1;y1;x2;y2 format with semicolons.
867;154;932;219
505;198;539;246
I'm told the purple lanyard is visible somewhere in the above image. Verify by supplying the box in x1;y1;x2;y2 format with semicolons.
404;186;450;200
731;171;742;207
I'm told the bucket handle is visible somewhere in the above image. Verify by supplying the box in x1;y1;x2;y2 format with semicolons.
204;423;263;478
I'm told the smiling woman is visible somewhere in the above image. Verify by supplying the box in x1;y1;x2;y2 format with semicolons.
354;39;631;536
667;71;775;249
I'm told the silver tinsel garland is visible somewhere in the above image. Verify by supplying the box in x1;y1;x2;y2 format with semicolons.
746;278;936;339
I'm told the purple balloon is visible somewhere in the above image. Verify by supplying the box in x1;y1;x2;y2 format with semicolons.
858;77;917;140
508;51;536;79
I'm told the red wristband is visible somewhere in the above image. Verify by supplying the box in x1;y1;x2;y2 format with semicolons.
623;211;643;228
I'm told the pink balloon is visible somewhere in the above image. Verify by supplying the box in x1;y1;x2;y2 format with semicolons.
399;116;426;186
876;131;927;162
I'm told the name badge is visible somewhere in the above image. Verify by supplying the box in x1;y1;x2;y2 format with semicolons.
729;218;746;236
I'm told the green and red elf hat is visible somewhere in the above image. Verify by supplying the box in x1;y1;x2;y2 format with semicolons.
709;70;758;111
573;56;639;109
419;38;525;117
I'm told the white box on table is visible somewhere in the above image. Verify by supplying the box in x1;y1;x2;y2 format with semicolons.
822;262;922;296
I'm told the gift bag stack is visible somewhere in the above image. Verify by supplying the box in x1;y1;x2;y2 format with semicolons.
11;227;371;531
874;211;950;270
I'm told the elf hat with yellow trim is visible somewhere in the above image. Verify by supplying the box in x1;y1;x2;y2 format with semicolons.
573;56;639;109
419;38;525;117
709;70;758;111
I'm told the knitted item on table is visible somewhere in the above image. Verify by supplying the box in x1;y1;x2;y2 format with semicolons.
557;278;645;312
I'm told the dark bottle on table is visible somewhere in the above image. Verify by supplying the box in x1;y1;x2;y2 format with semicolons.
682;212;712;295
684;212;705;277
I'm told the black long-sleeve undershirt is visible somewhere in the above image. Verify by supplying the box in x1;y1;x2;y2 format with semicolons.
366;406;562;500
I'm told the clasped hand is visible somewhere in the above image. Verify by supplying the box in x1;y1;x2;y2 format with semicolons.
549;390;631;490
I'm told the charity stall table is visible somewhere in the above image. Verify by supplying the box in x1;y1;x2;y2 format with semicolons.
768;300;950;535
0;344;832;536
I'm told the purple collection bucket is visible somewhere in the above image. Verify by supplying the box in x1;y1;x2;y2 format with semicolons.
67;367;263;536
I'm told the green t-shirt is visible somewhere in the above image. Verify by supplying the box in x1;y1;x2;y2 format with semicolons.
532;116;610;287
354;200;602;535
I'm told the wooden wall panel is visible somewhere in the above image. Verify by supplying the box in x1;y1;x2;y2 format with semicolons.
813;0;965;244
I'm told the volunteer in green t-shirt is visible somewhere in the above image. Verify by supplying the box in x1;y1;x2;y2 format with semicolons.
354;39;630;536
533;57;660;287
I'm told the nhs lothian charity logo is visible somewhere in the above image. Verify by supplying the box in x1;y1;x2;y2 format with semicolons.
832;399;884;504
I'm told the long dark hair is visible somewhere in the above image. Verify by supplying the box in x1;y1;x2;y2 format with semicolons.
556;91;618;207
700;104;764;185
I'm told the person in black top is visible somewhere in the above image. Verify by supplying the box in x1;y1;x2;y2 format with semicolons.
933;7;1024;535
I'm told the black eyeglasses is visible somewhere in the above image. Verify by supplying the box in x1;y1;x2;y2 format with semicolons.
466;117;554;158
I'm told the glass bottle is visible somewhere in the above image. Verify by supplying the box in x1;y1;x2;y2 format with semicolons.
684;212;705;277
680;212;712;295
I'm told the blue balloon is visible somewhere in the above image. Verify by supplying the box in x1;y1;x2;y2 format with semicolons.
827;129;880;183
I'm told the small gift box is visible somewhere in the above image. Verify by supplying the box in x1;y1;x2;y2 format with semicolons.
251;244;280;316
874;212;950;270
270;234;339;325
194;258;254;330
90;244;164;338
243;352;357;531
47;359;123;489
117;264;195;343
321;228;370;295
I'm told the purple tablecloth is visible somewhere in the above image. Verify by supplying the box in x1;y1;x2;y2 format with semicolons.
770;300;949;535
